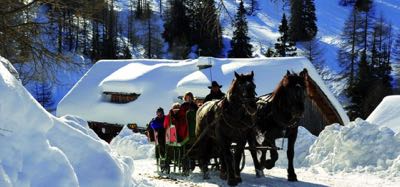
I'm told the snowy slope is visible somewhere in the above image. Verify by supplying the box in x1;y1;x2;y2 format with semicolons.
367;95;400;133
57;57;349;127
0;60;135;186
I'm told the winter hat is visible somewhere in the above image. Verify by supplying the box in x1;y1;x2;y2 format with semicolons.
156;107;164;114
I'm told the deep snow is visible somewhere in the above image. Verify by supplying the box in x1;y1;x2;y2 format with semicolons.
0;61;135;187
367;96;400;133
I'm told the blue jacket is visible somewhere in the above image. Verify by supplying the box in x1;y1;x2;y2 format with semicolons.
150;116;165;130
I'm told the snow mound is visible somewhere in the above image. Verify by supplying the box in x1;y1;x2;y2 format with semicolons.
110;126;155;160
367;95;400;133
0;59;135;186
305;119;400;175
275;126;317;168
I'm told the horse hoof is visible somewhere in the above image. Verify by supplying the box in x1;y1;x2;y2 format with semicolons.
256;169;265;178
263;160;275;170
219;172;227;180
235;176;242;183
288;174;298;182
227;179;238;186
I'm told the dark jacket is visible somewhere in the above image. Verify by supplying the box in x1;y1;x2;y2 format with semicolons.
204;91;225;103
149;116;165;130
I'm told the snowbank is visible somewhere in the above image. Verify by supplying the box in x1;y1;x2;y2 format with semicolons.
367;95;400;133
305;119;400;176
110;126;155;160
58;57;349;128
0;61;135;186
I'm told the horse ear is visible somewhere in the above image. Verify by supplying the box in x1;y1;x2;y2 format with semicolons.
234;71;240;78
300;68;309;78
286;70;291;76
250;71;254;78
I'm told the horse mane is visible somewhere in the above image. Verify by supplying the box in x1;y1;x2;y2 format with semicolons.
226;78;237;97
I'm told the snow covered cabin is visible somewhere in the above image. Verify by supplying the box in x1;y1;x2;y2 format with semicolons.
57;57;349;140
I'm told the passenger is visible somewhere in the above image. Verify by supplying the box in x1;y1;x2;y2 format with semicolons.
204;81;225;103
176;92;198;142
164;103;181;129
149;107;166;155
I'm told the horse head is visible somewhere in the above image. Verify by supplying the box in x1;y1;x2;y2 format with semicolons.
272;68;309;127
227;71;257;116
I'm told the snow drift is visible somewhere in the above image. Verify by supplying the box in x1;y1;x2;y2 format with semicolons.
305;119;400;176
0;60;135;187
367;95;400;133
110;126;155;160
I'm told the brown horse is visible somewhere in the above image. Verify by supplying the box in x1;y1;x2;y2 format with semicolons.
248;69;311;181
195;71;257;186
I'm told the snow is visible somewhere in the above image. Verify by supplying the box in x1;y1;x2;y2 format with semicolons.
124;122;400;186
305;118;400;177
110;126;155;160
57;57;349;128
0;60;136;186
367;96;400;133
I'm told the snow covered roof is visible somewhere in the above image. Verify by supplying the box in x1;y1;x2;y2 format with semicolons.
367;95;400;133
57;57;349;127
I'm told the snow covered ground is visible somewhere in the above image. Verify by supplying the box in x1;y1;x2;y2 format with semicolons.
114;121;400;187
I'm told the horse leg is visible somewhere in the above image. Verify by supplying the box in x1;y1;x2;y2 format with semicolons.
219;153;227;180
234;141;246;183
287;127;298;181
248;134;264;177
199;138;211;179
263;140;278;170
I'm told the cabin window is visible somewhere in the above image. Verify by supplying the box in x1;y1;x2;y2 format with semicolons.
103;92;140;104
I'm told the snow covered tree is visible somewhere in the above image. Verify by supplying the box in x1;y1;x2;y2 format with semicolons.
228;0;253;58
288;0;318;41
394;33;400;93
265;47;275;57
274;13;297;57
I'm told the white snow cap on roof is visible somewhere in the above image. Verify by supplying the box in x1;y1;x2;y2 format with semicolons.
367;95;400;133
57;57;349;127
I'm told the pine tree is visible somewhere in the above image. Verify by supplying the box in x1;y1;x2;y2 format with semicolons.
188;0;223;57
228;1;253;58
338;7;363;86
274;13;297;57
163;0;191;59
265;47;275;57
288;0;318;41
34;80;54;111
142;2;163;58
247;0;259;15
302;38;325;72
394;33;400;93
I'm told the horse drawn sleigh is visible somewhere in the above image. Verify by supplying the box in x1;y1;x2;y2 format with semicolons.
150;69;312;186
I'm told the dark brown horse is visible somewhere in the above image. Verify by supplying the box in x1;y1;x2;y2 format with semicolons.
195;71;257;186
248;69;310;181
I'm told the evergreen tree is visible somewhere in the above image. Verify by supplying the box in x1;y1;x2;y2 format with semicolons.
188;0;223;57
228;1;253;58
34;80;54;111
274;13;297;57
302;38;325;72
246;0;259;15
394;33;400;92
288;0;318;41
163;0;191;59
142;2;163;58
338;7;363;86
265;47;275;57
